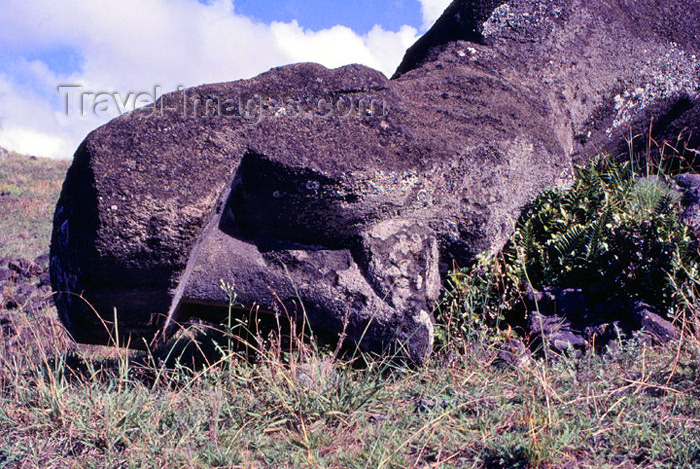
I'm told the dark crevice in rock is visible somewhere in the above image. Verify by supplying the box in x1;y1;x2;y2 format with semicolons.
226;151;356;250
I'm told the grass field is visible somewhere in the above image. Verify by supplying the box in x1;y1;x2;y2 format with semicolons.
1;152;699;468
0;151;70;260
2;304;700;468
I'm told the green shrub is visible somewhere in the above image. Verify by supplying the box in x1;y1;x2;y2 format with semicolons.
439;154;700;344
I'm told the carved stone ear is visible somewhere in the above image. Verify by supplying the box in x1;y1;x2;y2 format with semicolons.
355;219;441;313
353;219;440;363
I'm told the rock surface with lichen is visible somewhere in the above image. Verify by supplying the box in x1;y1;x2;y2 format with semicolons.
51;0;700;362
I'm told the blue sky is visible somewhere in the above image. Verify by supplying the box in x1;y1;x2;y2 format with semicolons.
230;0;423;34
0;0;451;159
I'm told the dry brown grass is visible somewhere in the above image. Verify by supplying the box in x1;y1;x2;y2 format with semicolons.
2;150;700;468
2;296;700;468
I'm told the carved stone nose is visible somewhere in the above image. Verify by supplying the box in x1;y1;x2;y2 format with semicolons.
164;155;441;363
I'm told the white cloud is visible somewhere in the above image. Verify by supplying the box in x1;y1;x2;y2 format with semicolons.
0;125;73;159
418;0;453;30
0;0;419;159
0;73;82;159
271;22;418;75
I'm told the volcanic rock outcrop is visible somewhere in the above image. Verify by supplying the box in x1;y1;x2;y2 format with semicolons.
51;0;700;361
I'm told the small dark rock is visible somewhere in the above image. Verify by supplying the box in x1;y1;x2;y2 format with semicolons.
527;287;681;356
550;330;586;354
528;311;586;356
1;283;42;311
528;311;567;335
414;397;450;413
38;272;51;288
0;316;15;337
8;259;33;279
496;339;530;367
627;301;680;344
584;323;608;342
34;253;50;272
0;269;13;282
587;322;624;353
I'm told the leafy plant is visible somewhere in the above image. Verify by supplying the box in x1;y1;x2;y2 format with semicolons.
440;153;700;343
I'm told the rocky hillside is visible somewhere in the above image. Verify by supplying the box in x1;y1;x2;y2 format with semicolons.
0;148;69;260
0;149;69;333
